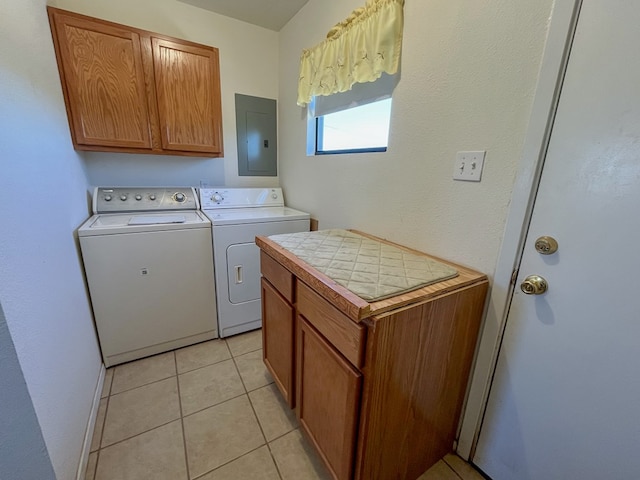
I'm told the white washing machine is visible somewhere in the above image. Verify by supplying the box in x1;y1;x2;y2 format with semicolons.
199;188;310;338
78;187;217;367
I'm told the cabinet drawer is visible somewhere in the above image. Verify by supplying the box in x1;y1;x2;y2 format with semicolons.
297;282;366;369
261;252;294;302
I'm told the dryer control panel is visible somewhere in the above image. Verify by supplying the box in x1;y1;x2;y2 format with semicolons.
200;187;284;209
93;187;199;213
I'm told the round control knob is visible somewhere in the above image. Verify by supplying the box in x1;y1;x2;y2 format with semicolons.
174;192;186;203
104;195;112;201
271;193;278;199
211;194;223;203
135;195;142;201
149;195;156;201
120;195;128;201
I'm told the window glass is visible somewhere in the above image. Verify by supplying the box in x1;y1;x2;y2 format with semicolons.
316;98;392;154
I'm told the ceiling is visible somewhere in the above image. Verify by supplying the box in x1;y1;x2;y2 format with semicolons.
177;0;310;31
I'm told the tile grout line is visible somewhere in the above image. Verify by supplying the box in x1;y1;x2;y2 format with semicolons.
442;456;469;480
225;330;263;358
181;391;247;419
109;352;178;395
230;346;251;393
95;363;182;466
175;338;233;376
190;443;275;480
266;427;309;480
239;336;286;480
230;344;276;395
183;338;273;480
92;374;113;476
229;341;284;479
265;425;299;445
94;333;266;479
246;383;269;444
96;417;181;451
177;355;232;376
243;372;286;480
173;352;192;480
266;441;285;480
110;373;175;396
229;345;262;357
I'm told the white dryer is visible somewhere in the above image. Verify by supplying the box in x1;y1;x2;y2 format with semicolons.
200;188;310;338
78;187;217;367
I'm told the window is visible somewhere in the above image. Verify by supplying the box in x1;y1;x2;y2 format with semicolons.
306;73;397;156
315;98;392;154
297;0;403;156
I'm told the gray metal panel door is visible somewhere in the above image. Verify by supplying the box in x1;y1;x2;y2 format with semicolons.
236;94;277;176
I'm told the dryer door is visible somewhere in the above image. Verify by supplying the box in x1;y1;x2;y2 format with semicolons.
226;242;261;304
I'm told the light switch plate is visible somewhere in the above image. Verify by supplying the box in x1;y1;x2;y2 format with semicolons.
453;151;485;182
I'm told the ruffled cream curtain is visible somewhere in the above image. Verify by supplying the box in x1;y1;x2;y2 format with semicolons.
297;0;404;107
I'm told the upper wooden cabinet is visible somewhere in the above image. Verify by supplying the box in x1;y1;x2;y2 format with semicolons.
47;7;223;157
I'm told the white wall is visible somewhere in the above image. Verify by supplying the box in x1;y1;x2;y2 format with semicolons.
279;0;554;277
0;0;103;478
52;0;281;188
0;303;56;479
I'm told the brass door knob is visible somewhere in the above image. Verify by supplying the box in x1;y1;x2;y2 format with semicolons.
520;275;548;295
534;236;558;255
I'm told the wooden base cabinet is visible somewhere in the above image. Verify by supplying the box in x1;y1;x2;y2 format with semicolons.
47;7;223;157
354;283;489;480
257;233;489;480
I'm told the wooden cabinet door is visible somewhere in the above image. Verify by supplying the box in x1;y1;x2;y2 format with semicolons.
297;316;362;480
152;38;223;154
261;278;295;407
49;11;152;149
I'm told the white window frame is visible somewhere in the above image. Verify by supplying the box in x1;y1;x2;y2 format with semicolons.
306;73;399;156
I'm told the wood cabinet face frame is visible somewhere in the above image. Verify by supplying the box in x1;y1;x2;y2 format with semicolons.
47;6;223;157
297;281;366;369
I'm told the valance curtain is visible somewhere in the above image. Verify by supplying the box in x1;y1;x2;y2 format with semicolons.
297;0;405;107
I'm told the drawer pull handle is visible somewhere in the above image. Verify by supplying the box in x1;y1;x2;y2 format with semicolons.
235;265;243;284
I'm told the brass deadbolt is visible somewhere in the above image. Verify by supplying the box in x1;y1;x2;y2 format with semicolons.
520;275;548;295
534;236;558;255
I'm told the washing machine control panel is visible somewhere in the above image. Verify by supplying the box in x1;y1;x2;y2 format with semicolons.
93;187;199;213
199;187;285;209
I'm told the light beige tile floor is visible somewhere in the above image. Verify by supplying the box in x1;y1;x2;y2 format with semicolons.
85;329;486;480
417;453;487;480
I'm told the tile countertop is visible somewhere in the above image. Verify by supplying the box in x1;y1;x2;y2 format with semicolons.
255;229;488;323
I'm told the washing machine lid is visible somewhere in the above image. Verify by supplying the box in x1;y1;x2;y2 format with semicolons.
78;210;210;236
203;206;310;226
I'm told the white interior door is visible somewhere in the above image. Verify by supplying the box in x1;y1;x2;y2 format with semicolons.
474;2;640;478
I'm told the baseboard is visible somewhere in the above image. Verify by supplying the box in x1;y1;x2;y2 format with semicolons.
75;365;105;480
